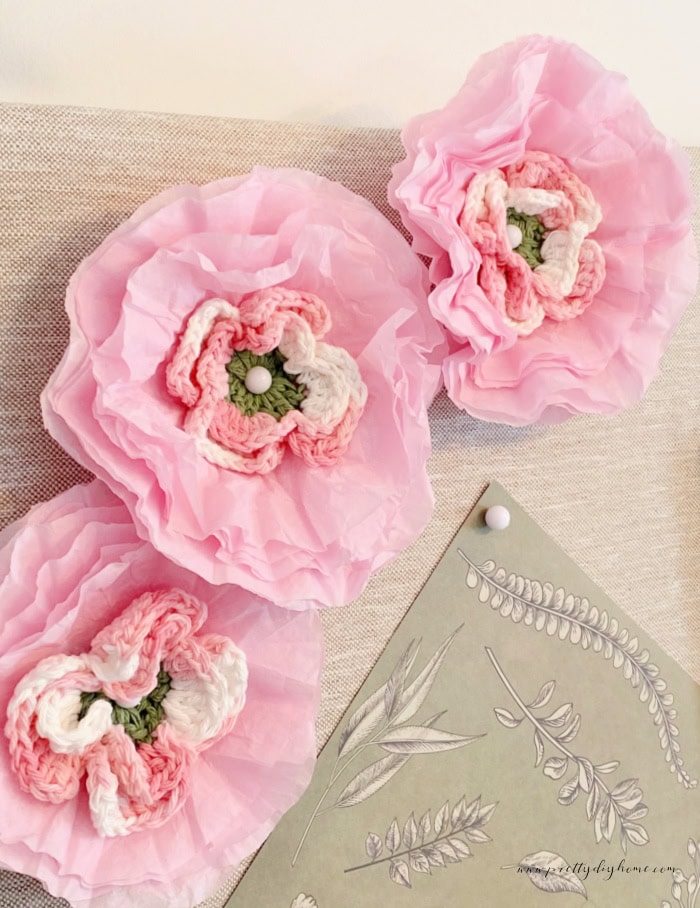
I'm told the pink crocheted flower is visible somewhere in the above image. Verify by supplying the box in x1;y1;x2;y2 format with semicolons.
166;288;366;474
389;36;698;424
0;481;322;908
6;588;247;838
43;168;445;607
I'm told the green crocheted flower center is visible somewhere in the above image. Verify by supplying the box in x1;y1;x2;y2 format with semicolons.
507;208;547;269
78;666;172;746
226;348;306;420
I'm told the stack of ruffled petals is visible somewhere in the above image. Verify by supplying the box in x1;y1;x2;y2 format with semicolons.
1;33;696;908
1;167;445;906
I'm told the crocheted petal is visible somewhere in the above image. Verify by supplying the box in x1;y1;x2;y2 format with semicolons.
207;400;292;453
536;222;589;296
505;186;564;216
542;238;607;321
165;299;240;407
294;343;367;429
163;635;248;747
288;397;365;467
92;590;206;707
37;688;113;756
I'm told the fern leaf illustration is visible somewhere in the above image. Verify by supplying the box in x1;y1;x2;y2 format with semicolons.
460;551;696;789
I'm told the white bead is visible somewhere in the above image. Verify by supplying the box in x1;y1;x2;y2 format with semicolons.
484;505;511;530
506;224;523;249
244;366;273;395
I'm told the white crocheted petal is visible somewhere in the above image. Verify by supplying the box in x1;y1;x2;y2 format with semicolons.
276;317;317;370
5;654;86;717
87;759;136;838
178;298;239;359
163;640;248;746
86;646;141;685
36;688;114;755
536;221;588;295
502;303;546;337
505;186;564;216
580;198;603;232
5;654;110;754
193;434;284;473
295;344;367;428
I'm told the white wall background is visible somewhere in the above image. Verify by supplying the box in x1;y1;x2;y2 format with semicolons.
2;0;700;143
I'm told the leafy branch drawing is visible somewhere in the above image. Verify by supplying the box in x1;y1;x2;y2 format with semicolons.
460;552;696;789
290;897;317;908
503;850;587;899
486;647;649;854
662;838;700;908
291;625;485;866
344;794;496;888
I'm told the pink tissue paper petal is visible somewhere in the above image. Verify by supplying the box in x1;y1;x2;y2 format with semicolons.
389;34;698;425
42;167;447;608
0;480;323;908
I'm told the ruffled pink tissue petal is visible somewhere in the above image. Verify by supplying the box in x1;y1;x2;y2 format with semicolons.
0;480;322;908
389;35;698;425
42;167;446;607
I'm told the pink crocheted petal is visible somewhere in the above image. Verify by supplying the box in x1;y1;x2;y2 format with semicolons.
194;321;236;404
479;251;543;328
538;194;575;232
165;342;201;408
237;306;321;356
166;315;243;409
126;725;196;831
239;287;331;338
505;151;598;229
91;590;206;705
207;400;293;453
87;725;154;807
459;172;508;256
218;440;287;474
5;701;82;804
542;239;607;321
288;398;365;466
477;254;509;318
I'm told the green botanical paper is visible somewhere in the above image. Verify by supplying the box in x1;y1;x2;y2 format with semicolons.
227;483;700;908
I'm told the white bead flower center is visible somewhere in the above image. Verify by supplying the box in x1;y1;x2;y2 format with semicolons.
244;366;273;395
506;223;523;249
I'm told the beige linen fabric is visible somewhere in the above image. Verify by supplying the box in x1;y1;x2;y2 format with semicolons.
0;103;698;908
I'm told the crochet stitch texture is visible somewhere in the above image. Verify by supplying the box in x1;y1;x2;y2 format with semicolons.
5;588;247;837
166;286;368;474
459;150;606;336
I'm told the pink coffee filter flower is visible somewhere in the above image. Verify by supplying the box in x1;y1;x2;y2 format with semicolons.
42;167;446;607
0;480;322;908
389;35;698;425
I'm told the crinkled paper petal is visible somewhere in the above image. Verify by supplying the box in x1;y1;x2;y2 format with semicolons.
0;481;322;907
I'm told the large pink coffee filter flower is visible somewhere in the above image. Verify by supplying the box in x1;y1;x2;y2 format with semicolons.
42;167;445;607
0;481;322;908
389;35;698;425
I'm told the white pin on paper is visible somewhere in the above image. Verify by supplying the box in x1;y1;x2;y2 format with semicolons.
484;505;510;530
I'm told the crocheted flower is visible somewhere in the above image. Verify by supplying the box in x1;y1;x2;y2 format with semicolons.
0;481;322;908
6;588;247;837
43;168;445;607
389;36;697;425
460;151;606;335
165;288;367;473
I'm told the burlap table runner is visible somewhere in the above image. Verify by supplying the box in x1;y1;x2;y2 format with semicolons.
1;103;698;908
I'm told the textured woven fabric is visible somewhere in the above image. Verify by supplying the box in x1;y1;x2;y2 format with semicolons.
0;103;698;908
